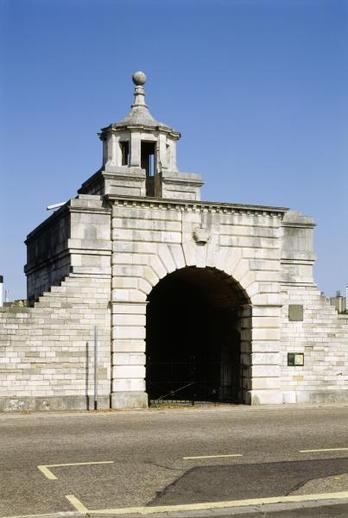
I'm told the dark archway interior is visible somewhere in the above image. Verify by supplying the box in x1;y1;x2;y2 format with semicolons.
146;267;249;404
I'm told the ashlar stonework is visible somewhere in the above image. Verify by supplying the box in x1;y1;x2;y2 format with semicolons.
1;72;347;411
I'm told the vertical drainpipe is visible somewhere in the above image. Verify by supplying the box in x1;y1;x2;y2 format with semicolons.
0;276;3;307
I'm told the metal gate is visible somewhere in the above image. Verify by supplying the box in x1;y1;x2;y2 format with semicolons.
147;354;240;405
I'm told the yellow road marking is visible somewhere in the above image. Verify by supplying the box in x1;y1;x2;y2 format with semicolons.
84;490;348;514
4;490;348;518
65;494;89;513
183;453;242;460
37;465;57;480
299;448;348;453
37;460;114;480
0;514;71;518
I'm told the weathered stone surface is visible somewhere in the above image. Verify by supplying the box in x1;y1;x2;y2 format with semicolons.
111;391;148;409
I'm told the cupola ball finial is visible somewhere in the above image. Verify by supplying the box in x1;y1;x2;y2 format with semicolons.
132;71;147;86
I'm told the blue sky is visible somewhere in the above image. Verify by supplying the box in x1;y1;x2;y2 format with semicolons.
0;0;347;299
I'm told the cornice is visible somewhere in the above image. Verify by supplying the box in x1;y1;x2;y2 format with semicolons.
105;194;288;217
162;176;204;187
99;124;180;140
281;221;316;229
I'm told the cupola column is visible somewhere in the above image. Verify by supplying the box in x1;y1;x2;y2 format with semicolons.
158;133;167;171
168;139;177;171
102;132;120;168
130;131;141;167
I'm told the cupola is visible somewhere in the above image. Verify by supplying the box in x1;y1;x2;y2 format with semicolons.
79;72;203;200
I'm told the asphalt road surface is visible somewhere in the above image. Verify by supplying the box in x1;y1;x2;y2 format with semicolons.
1;404;348;517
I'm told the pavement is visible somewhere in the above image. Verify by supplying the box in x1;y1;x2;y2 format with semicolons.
1;404;348;517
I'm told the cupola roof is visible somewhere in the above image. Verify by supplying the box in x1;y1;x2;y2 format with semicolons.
101;71;180;138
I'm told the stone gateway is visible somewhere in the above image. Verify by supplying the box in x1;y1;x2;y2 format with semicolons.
1;72;347;411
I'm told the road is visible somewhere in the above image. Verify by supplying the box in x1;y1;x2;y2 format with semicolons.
1;404;348;517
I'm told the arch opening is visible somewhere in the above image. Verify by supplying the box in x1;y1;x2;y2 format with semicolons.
146;267;251;405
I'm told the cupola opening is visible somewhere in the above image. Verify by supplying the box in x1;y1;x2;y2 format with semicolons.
120;141;129;166
141;141;156;176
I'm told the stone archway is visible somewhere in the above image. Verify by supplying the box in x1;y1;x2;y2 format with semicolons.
145;266;251;405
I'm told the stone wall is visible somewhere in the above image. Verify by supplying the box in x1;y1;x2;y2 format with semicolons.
109;197;286;407
25;208;71;303
161;171;203;200
25;195;111;303
281;286;348;403
279;208;348;402
1;192;347;411
0;275;111;411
